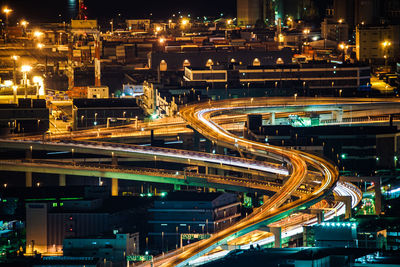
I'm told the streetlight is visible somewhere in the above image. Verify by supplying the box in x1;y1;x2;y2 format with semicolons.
3;7;12;43
34;31;44;38
338;43;348;62
33;76;44;97
382;40;391;67
181;18;189;35
3;7;12;26
303;29;310;53
181;18;189;26
37;43;44;49
11;55;19;85
12;86;18;104
21;20;28;27
21;20;28;35
21;65;32;98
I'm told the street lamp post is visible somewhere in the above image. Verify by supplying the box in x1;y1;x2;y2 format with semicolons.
21;65;32;98
12;86;18;104
382;41;391;68
11;55;19;85
3;7;12;43
339;43;348;62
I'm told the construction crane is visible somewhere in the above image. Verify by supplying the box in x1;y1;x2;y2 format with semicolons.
77;0;88;20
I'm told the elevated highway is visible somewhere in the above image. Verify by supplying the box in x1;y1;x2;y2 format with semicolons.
2;97;398;266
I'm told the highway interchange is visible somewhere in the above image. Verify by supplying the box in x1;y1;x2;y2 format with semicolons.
2;97;400;266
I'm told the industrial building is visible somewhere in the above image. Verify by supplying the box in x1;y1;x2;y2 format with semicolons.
0;99;49;136
183;62;371;95
63;232;139;264
356;25;400;63
148;192;241;251
25;198;139;255
149;47;292;72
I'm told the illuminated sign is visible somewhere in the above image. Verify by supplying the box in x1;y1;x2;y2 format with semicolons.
181;233;211;240
71;20;98;29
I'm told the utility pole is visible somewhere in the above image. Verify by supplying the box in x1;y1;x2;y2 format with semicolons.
94;33;101;86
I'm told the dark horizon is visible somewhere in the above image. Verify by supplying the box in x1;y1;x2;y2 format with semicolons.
1;0;236;24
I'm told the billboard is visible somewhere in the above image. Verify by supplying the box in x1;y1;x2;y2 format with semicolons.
71;20;98;29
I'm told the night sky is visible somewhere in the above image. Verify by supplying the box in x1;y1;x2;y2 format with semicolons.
1;0;236;23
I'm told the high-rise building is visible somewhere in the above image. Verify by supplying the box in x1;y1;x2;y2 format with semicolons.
333;0;400;28
237;0;263;26
354;0;380;25
382;0;400;24
333;0;355;26
356;25;400;62
238;0;323;26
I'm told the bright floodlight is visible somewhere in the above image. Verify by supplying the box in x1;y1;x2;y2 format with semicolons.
21;65;32;73
181;19;189;26
34;31;44;38
4;80;13;87
3;7;12;14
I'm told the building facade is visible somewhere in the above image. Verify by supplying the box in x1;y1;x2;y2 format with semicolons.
63;233;139;263
25;199;133;254
237;0;263;26
356;25;400;62
149;48;292;72
148;192;241;251
184;62;371;93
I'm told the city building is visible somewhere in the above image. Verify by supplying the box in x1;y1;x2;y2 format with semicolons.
87;86;109;99
149;47;292;72
321;18;349;43
72;98;143;128
246;124;400;174
238;0;321;26
148;192;241;250
25;198;138;254
141;81;202;118
356;25;400;63
237;0;262;26
0;99;49;136
63;232;139;264
314;222;358;248
183;62;371;95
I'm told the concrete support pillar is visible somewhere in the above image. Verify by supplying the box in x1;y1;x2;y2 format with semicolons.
316;210;324;224
216;146;225;155
332;109;343;122
111;155;118;196
270;112;276;125
26;172;32;188
25;149;32;187
335;195;352;219
193;130;200;152
270;227;282;248
205;166;209;175
309;209;325;224
374;178;382;215
59;174;66;187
